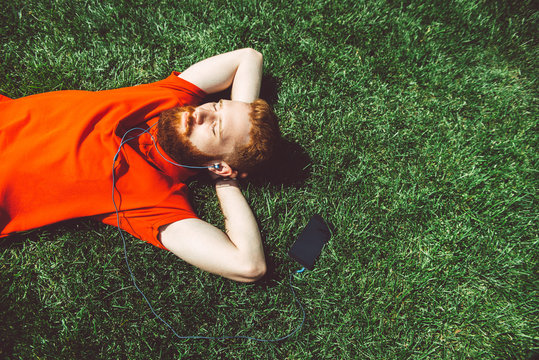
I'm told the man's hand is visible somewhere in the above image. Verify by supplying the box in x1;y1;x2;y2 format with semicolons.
178;48;263;103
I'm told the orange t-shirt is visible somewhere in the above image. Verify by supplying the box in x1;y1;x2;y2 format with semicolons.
0;73;206;249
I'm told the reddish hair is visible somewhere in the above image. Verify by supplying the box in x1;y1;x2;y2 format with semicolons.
227;99;279;173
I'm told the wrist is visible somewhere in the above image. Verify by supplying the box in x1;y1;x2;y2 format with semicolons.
214;177;239;188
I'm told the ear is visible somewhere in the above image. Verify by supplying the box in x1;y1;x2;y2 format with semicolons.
207;161;238;178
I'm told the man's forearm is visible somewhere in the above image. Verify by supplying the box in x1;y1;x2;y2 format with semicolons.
215;180;265;264
159;180;266;282
230;49;263;103
178;48;263;103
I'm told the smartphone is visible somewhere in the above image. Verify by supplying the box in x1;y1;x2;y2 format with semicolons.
288;214;332;270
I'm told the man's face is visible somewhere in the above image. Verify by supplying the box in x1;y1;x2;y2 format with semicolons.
179;100;252;161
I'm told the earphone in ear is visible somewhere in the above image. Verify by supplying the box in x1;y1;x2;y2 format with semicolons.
212;163;221;170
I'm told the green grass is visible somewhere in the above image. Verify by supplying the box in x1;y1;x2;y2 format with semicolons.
1;0;537;358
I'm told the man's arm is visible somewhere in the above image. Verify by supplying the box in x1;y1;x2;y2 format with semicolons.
160;179;266;282
178;48;262;103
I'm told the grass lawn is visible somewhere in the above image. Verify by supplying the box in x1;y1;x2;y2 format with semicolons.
1;0;537;358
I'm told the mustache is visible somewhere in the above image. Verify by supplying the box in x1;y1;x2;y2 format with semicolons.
178;106;196;136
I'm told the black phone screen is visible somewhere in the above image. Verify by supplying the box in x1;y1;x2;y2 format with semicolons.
288;215;332;270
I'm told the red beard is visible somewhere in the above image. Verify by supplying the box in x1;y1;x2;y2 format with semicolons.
156;106;214;166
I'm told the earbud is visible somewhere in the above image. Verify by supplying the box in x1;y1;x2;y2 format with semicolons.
212;163;221;170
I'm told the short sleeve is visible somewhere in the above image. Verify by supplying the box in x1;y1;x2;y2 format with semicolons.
97;190;199;250
149;72;207;106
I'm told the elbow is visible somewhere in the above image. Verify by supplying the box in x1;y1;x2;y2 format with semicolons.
242;47;263;64
237;259;267;283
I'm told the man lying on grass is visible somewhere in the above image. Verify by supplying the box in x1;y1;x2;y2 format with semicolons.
0;48;279;283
